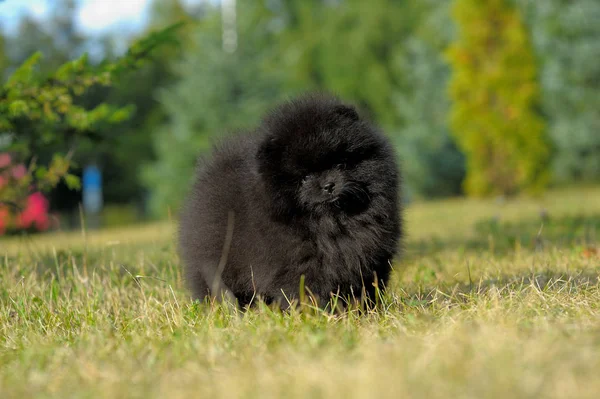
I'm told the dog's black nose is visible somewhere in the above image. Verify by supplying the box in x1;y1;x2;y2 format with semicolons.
323;182;335;194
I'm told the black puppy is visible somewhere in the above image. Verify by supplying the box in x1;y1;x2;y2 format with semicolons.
178;93;402;308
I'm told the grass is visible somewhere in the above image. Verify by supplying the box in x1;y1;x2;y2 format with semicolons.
1;185;599;398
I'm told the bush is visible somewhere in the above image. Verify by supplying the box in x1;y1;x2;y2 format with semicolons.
0;152;51;234
0;23;183;224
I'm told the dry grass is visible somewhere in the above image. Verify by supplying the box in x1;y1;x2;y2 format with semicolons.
1;185;599;398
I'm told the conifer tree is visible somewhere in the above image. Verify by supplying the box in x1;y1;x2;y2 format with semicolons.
143;3;282;216
394;0;465;198
447;0;549;196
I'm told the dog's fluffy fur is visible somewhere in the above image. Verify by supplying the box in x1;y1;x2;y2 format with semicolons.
178;93;402;308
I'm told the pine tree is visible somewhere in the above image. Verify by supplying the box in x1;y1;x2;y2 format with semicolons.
143;3;282;216
447;0;550;196
394;0;465;198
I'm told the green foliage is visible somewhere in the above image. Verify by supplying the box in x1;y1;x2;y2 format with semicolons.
91;0;198;204
278;0;411;126
393;0;465;198
4;0;594;212
276;0;427;128
0;33;8;79
265;0;466;199
447;0;550;197
143;3;282;216
517;0;600;183
145;0;467;207
0;23;183;210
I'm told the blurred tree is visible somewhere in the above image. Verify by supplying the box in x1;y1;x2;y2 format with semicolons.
143;2;283;216
89;0;199;206
6;0;84;74
47;0;85;58
0;32;8;80
3;0;98;216
393;0;465;198
518;0;600;183
274;0;465;198
0;24;183;215
277;0;410;126
447;0;550;196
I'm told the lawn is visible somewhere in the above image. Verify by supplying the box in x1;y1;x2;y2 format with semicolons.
1;186;599;398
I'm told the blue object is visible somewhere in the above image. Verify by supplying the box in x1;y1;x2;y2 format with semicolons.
82;165;102;214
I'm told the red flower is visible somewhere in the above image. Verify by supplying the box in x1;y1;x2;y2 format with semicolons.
0;206;8;235
17;192;50;232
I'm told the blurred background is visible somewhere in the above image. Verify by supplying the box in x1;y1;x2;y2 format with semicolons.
0;0;598;235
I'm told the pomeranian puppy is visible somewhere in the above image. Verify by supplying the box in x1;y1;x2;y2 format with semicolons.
178;93;402;308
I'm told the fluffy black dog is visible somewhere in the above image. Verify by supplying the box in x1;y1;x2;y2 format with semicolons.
179;93;402;308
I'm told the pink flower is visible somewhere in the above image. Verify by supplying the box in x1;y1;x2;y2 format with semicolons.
17;192;50;231
11;164;27;180
0;153;11;169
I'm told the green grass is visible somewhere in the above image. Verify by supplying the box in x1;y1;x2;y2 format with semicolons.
1;186;599;398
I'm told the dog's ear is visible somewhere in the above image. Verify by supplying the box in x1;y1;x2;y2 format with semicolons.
333;104;359;122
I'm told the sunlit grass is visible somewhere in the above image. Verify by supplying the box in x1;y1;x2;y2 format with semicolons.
1;185;599;398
